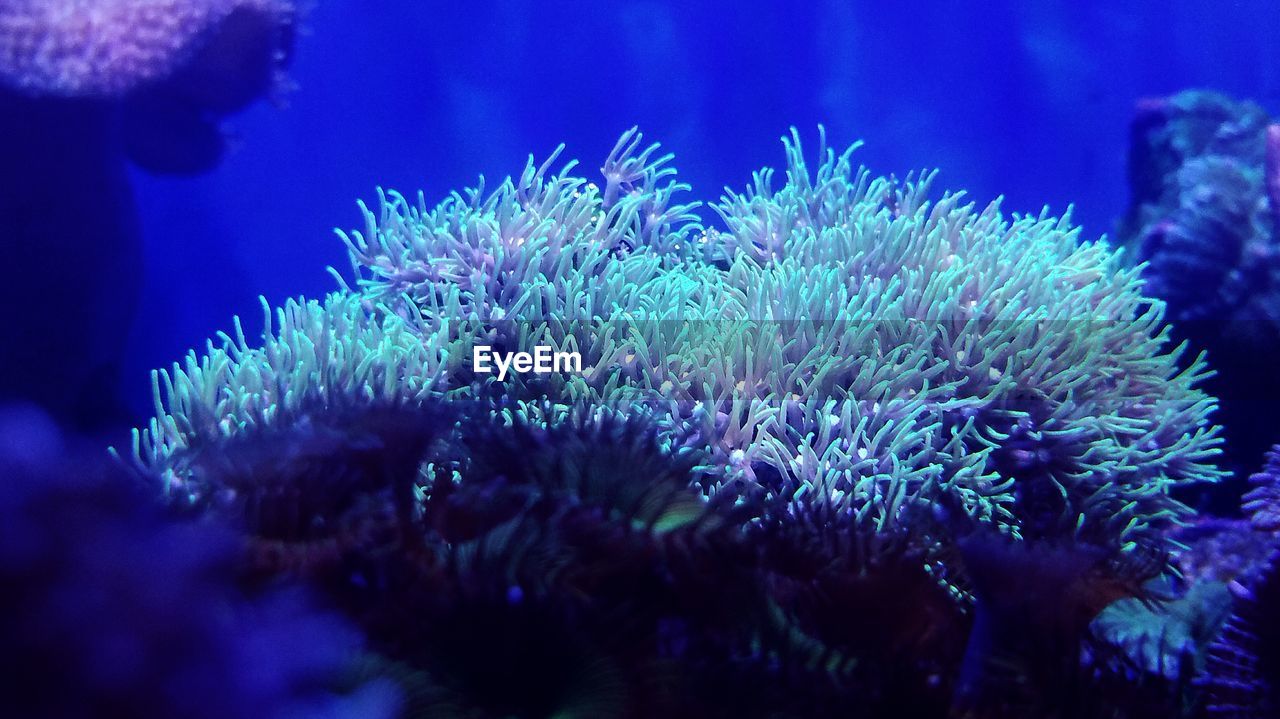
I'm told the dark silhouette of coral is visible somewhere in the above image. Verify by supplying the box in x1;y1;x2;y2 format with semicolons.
0;93;141;431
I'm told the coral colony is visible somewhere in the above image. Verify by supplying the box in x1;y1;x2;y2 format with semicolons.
0;0;294;99
1119;90;1280;489
87;128;1251;717
134;129;1223;563
0;0;299;429
0;0;296;170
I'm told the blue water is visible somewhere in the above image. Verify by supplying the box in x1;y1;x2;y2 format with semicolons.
122;0;1280;417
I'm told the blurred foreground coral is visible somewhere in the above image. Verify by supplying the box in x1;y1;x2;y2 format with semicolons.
0;403;400;718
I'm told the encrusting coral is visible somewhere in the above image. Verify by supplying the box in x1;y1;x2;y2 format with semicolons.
125;128;1226;716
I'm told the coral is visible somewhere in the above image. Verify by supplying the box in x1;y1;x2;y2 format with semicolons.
1244;445;1280;532
387;407;756;717
128;129;1227;717
747;487;968;716
1201;550;1280;719
118;0;299;174
0;404;399;718
0;0;300;428
0;0;295;172
1093;579;1233;681
125;292;460;481
166;401;766;717
1168;517;1277;587
138;127;1223;573
346;128;1222;555
1120;90;1280;338
1087;453;1280;717
164;403;449;577
1118;90;1280;484
0;0;294;100
1194;444;1280;719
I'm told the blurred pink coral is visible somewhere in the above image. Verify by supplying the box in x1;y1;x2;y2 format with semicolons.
0;0;293;99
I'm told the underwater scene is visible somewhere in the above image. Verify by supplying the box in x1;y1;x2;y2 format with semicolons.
5;2;1280;717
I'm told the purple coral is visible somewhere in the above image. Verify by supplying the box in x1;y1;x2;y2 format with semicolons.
1198;446;1280;718
1119;90;1280;485
0;0;296;173
0;0;294;100
1243;445;1280;533
1120;90;1274;329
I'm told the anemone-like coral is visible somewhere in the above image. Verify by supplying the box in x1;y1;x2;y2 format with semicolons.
137;127;1223;577
128;129;1227;717
127;292;454;479
389;407;756;717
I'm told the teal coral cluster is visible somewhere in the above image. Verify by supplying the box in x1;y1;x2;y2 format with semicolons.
118;127;1233;716
131;128;1223;567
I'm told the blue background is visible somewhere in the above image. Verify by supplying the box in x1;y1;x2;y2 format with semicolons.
123;0;1280;414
